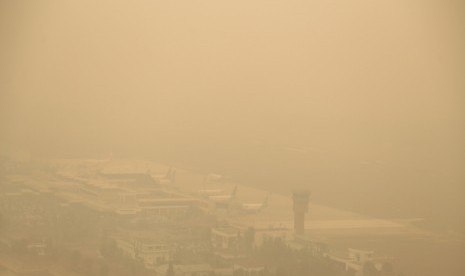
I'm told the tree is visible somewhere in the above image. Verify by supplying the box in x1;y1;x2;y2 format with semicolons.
100;262;109;276
381;262;393;274
166;262;174;276
70;250;82;270
363;261;380;276
244;227;255;253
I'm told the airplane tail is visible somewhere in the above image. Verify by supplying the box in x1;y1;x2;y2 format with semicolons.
231;185;237;199
105;152;113;163
171;169;176;182
263;194;269;207
165;167;172;178
164;167;176;182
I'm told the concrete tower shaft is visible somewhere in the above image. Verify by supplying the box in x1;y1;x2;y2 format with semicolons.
292;190;310;236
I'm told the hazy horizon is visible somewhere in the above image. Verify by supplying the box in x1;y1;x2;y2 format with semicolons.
2;0;465;236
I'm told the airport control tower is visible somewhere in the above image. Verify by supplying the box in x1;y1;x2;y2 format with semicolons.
293;189;310;236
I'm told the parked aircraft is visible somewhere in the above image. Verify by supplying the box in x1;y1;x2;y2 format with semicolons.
198;189;224;197
152;167;176;184
207;185;237;202
239;194;269;213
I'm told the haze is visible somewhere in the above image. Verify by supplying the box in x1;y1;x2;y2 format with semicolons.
0;1;464;275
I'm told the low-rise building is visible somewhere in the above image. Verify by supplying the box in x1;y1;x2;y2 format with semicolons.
113;232;172;269
156;263;213;276
211;226;240;250
233;259;266;276
327;248;393;276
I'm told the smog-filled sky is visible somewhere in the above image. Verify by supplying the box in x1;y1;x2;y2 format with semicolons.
1;0;464;229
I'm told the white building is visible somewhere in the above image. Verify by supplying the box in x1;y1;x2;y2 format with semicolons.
327;248;393;276
114;234;171;269
211;226;240;250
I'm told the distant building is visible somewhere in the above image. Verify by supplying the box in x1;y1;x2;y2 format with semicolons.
211;226;240;250
288;235;329;257
327;248;393;276
113;232;172;269
292;190;310;236
233;259;266;276
156;263;213;276
211;226;247;262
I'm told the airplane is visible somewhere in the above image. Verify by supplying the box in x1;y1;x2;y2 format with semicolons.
239;194;269;213
207;185;237;202
204;172;233;184
205;173;226;183
152;167;176;184
198;189;224;197
57;152;113;174
70;152;113;167
197;173;229;196
88;152;113;162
